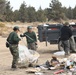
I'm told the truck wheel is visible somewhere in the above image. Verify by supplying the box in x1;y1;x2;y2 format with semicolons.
58;41;63;51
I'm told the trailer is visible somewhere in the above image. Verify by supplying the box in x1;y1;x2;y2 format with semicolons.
37;23;76;50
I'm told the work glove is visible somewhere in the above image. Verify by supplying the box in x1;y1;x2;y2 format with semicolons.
20;34;24;37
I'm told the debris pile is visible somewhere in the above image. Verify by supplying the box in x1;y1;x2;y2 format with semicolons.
25;54;76;75
17;45;76;75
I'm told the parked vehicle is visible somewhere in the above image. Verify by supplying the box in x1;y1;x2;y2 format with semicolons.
37;23;76;50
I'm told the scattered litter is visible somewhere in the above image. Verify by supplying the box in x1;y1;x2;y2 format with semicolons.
54;51;65;56
68;54;76;62
26;68;41;73
54;70;64;74
50;67;56;70
35;72;44;75
17;45;76;75
51;56;59;67
67;72;72;75
40;66;48;70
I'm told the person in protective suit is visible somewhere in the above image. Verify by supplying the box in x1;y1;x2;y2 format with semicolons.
69;25;76;52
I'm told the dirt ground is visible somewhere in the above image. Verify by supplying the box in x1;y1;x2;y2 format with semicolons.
0;35;63;75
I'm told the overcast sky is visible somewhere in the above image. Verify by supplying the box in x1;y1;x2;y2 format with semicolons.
8;0;76;11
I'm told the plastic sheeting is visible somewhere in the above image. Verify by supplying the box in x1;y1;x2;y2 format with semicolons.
18;45;40;67
69;54;76;62
54;51;65;56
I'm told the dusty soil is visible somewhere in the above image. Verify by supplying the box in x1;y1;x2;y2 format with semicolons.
0;35;62;75
1;20;76;75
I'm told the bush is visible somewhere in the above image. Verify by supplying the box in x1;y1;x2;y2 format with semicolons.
0;22;5;27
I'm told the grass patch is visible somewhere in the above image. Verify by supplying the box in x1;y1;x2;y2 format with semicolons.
0;22;5;27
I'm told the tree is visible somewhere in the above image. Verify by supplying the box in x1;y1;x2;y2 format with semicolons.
5;1;13;22
67;7;73;19
62;7;68;18
27;6;36;22
0;0;6;21
36;6;46;22
44;8;52;21
19;1;28;22
50;0;62;12
49;0;65;20
73;6;76;19
13;10;20;22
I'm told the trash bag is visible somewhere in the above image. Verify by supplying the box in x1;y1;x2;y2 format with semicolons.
68;54;76;62
18;45;40;67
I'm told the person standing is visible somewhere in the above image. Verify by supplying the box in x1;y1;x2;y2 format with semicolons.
20;26;37;50
60;22;72;56
69;25;76;52
7;26;21;69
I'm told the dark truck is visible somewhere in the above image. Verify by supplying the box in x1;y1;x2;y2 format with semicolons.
37;23;76;50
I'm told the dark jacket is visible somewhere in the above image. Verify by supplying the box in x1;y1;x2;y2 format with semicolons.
23;31;37;44
60;26;72;41
7;31;21;44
